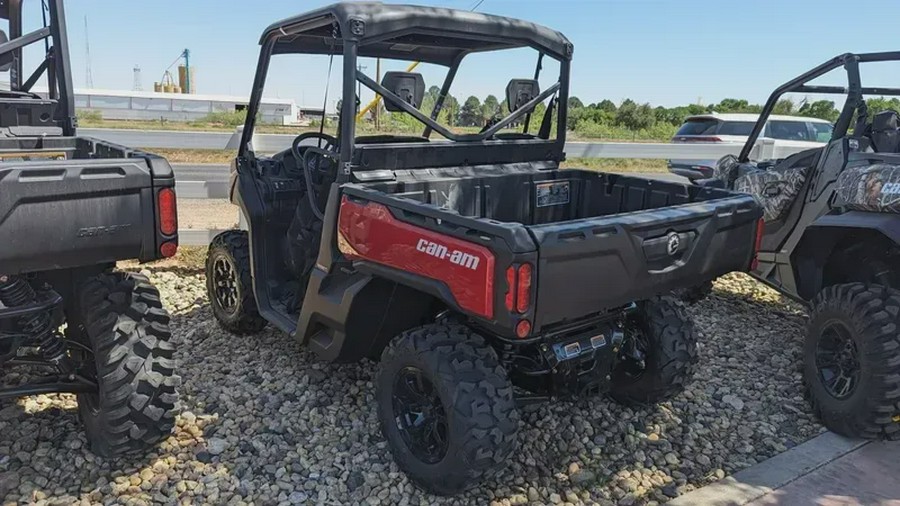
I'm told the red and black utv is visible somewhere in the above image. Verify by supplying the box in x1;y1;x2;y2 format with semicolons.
206;2;763;494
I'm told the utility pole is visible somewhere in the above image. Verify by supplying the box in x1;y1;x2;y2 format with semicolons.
84;15;93;88
374;58;381;130
356;64;367;114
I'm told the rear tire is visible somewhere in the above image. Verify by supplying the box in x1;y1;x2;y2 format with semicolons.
610;296;698;404
805;283;900;440
376;323;519;495
206;230;267;334
70;272;180;457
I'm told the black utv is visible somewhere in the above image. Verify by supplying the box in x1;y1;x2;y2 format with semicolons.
0;0;180;455
701;52;900;441
206;2;763;494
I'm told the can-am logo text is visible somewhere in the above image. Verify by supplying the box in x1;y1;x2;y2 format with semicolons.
416;239;480;270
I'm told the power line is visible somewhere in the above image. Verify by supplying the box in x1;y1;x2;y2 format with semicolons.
470;0;486;11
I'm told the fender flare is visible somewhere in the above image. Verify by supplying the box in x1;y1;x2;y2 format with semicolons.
792;211;900;299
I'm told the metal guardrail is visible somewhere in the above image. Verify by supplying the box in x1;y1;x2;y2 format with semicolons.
81;126;797;246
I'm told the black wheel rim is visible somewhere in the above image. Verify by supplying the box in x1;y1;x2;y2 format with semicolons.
618;324;649;380
815;321;860;400
212;256;239;315
391;366;449;464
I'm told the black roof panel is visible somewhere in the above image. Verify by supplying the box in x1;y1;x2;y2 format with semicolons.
262;2;573;65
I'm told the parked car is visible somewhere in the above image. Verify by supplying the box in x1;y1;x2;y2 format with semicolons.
205;2;763;494
668;113;833;179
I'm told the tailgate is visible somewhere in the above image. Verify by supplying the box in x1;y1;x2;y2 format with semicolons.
0;158;166;274
529;194;761;328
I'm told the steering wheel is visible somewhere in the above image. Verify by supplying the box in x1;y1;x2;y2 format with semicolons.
291;132;338;165
290;132;339;221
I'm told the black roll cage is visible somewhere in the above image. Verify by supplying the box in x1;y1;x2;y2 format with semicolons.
739;51;900;162
0;0;77;135
239;9;572;183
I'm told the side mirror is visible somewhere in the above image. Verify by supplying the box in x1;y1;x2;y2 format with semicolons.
381;72;424;112
0;30;13;72
506;79;540;112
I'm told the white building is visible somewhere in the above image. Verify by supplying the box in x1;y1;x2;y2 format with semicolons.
37;87;322;125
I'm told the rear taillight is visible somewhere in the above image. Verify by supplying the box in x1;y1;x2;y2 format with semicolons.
158;188;177;236
515;319;532;338
516;264;532;313
751;217;765;270
505;263;534;319
674;136;723;143
505;267;516;311
160;241;177;258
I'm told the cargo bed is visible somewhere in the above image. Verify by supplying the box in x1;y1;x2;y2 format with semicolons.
0;136;176;274
343;168;762;331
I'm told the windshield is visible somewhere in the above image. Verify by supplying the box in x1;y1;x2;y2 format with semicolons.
355;47;563;142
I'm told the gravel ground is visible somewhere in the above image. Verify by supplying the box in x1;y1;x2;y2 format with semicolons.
177;199;238;230
0;270;823;506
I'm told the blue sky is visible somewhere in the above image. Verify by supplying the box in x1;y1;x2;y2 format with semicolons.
28;0;900;109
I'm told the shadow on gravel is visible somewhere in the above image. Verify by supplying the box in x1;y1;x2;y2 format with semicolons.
1;268;826;505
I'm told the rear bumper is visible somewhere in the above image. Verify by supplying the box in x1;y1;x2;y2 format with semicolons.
528;177;762;330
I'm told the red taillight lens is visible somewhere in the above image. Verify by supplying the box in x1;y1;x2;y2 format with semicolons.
158;188;177;236
160;241;177;258
515;319;532;338
516;263;532;313
505;266;516;311
751;217;765;270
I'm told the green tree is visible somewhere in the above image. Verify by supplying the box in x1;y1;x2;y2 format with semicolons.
798;99;839;122
595;99;617;113
615;100;656;131
773;98;795;115
443;94;459;126
482;94;501;122
568;96;585;109
459;96;483;127
866;97;900;116
710;98;761;114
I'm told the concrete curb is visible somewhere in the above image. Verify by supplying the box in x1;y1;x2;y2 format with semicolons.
666;432;868;506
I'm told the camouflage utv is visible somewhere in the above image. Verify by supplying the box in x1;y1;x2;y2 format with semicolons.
698;52;900;441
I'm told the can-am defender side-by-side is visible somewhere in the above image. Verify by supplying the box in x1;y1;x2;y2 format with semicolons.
701;52;900;440
0;0;180;455
207;2;763;493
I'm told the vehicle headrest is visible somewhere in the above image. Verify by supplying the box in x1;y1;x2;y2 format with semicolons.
381;72;424;112
872;110;900;132
506;79;540;112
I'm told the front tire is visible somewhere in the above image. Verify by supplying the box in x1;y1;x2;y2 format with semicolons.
70;272;180;457
805;283;900;440
673;280;714;305
376;323;519;495
206;230;267;334
610;296;698;404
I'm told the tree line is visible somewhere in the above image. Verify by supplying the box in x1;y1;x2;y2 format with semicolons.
371;86;900;140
